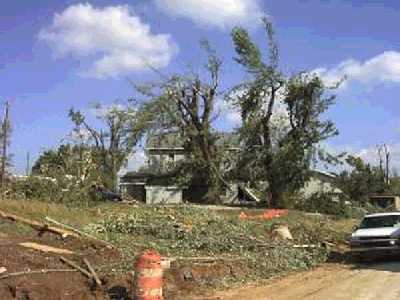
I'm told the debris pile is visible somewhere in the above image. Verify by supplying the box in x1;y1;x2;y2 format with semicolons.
85;206;341;287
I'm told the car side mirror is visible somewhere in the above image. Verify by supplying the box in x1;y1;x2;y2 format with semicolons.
352;225;358;231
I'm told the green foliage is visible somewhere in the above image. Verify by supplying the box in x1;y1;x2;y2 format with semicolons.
85;206;353;285
134;42;231;203
230;21;339;207
336;155;388;204
68;101;146;190
10;175;97;207
293;192;363;218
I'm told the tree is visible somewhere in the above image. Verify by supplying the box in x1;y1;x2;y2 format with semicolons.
135;41;229;202
336;155;387;204
68;102;145;190
32;144;95;181
377;143;390;185
230;19;339;207
0;101;12;188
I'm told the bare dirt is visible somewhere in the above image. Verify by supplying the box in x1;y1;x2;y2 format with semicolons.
0;224;131;300
207;260;400;300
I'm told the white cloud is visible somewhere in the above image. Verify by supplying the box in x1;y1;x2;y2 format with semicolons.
39;3;177;78
357;144;400;172
322;143;400;174
313;51;400;89
155;0;263;29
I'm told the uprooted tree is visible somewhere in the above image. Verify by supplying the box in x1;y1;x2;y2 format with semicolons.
230;19;339;207
135;41;232;203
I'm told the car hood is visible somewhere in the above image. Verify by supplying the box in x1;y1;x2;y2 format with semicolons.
353;227;400;238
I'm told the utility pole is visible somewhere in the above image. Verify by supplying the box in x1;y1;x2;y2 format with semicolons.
26;151;30;176
0;101;10;189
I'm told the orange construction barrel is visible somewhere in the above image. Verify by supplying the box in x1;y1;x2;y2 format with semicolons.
134;250;164;300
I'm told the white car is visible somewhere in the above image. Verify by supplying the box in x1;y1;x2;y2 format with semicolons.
350;212;400;259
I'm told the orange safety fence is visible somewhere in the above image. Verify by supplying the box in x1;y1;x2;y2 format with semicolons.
239;209;289;220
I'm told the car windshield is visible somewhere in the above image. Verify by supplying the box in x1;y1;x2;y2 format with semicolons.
359;215;400;229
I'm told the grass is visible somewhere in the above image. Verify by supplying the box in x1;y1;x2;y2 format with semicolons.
0;199;357;288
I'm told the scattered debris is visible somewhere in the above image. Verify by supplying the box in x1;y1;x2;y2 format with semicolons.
19;242;74;255
0;210;78;238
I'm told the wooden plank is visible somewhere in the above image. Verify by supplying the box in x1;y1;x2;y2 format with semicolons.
239;185;261;202
19;242;74;255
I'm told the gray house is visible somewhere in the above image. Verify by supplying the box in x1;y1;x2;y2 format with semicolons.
299;170;345;202
118;132;244;204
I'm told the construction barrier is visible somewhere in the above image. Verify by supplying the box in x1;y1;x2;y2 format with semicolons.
134;250;163;300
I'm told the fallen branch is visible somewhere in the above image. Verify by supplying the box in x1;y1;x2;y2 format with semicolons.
0;210;78;238
45;216;114;248
19;242;74;255
293;244;319;249
0;269;76;280
171;256;246;262
83;258;102;287
60;257;92;279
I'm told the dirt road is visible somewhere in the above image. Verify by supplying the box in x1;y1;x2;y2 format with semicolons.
213;261;400;300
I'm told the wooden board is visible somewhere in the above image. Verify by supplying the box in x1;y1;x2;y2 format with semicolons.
19;242;74;255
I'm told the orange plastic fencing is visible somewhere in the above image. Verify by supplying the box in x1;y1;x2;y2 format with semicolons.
239;209;289;220
134;250;164;300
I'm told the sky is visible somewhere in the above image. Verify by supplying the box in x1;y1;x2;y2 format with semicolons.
1;0;400;174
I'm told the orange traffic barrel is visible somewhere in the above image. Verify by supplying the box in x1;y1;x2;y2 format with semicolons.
134;250;163;300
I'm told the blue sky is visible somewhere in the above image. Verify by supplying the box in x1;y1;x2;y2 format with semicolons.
1;0;400;174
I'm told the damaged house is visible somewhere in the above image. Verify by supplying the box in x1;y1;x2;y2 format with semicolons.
118;132;250;204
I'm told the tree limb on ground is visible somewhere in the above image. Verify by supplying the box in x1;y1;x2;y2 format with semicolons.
60;256;93;279
0;210;79;238
83;258;102;287
45;216;115;248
